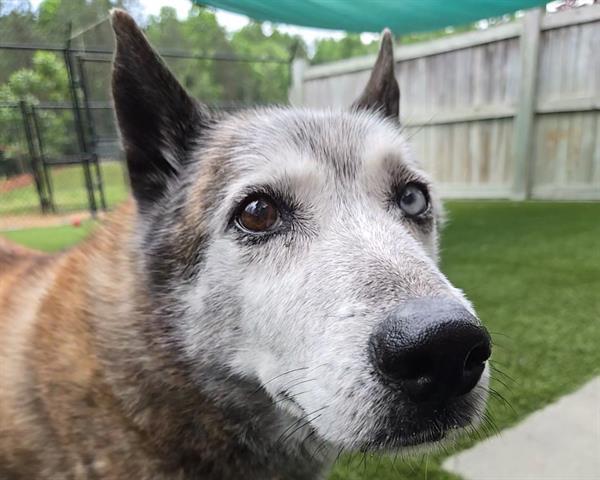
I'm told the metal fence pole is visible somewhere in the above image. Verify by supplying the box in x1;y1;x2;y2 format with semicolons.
63;33;98;216
18;100;49;213
30;105;55;212
76;55;107;210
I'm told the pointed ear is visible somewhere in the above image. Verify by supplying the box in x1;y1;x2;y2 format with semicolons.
352;29;400;119
110;9;210;210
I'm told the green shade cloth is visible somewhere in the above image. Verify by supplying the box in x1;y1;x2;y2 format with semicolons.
198;0;547;33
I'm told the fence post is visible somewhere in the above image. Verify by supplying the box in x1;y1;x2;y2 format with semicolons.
30;105;55;212
76;54;107;210
19;101;49;214
289;58;307;106
512;8;543;200
63;33;98;216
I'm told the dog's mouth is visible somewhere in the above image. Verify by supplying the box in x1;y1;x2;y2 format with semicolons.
365;415;468;451
273;387;484;452
367;426;448;450
364;393;484;451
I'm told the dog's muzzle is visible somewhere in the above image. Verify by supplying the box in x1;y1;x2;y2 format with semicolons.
370;297;491;405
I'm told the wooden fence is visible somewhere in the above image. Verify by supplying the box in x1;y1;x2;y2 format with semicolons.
289;5;600;200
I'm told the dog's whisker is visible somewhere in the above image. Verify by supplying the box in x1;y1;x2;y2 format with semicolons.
310;437;331;463
333;445;345;464
276;405;329;445
488;387;516;414
250;366;311;395
489;363;518;385
375;451;384;474
489;359;510;367
483;411;501;436
278;412;325;447
490;340;514;352
491;375;513;392
488;330;514;340
255;388;315;418
280;377;318;392
299;428;317;455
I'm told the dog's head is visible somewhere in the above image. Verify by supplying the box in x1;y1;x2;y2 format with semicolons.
111;11;491;453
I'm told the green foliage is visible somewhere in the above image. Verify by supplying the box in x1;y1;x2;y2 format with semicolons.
229;22;303;103
1;1;308;106
4;51;69;102
312;34;379;65
144;8;305;104
145;6;230;102
0;51;72;177
37;0;132;41
0;4;43;83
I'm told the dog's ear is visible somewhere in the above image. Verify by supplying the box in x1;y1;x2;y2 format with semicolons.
352;29;400;120
110;9;210;210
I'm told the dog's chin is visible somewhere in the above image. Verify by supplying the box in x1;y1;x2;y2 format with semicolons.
364;418;469;454
335;386;488;455
272;384;487;455
361;393;486;454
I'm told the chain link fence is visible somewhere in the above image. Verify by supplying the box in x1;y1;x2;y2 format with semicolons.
0;16;292;221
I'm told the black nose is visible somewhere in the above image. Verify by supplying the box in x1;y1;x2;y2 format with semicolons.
370;298;491;404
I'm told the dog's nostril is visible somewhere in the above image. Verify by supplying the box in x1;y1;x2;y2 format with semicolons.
381;353;432;382
465;343;491;372
405;357;433;381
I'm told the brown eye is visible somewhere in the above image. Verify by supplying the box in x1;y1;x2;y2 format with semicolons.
237;196;280;233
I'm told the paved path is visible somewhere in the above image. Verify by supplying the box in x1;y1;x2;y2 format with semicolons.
443;376;600;480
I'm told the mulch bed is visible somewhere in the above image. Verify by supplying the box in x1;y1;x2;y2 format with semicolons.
0;173;33;194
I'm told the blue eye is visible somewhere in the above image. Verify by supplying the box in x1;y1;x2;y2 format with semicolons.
398;184;429;217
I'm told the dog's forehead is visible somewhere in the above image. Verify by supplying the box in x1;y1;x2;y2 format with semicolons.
215;108;419;178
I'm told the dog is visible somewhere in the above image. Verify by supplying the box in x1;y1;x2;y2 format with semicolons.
0;10;491;479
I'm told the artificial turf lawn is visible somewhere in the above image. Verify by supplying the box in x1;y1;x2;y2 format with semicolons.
2;201;599;480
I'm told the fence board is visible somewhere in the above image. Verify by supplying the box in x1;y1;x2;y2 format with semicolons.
593;113;600;185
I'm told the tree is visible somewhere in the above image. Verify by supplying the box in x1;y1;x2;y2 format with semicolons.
0;2;44;83
0;51;72;176
37;0;138;42
145;6;228;102
230;22;305;103
312;34;379;65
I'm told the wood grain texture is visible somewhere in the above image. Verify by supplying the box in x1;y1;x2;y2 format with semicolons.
295;4;600;200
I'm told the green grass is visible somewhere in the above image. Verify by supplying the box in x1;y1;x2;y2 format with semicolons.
0;161;128;215
2;201;599;479
1;221;96;252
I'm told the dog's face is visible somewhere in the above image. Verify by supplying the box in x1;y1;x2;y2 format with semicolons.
111;12;491;454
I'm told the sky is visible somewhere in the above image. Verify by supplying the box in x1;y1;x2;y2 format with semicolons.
24;0;597;49
136;0;371;47
22;0;364;50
